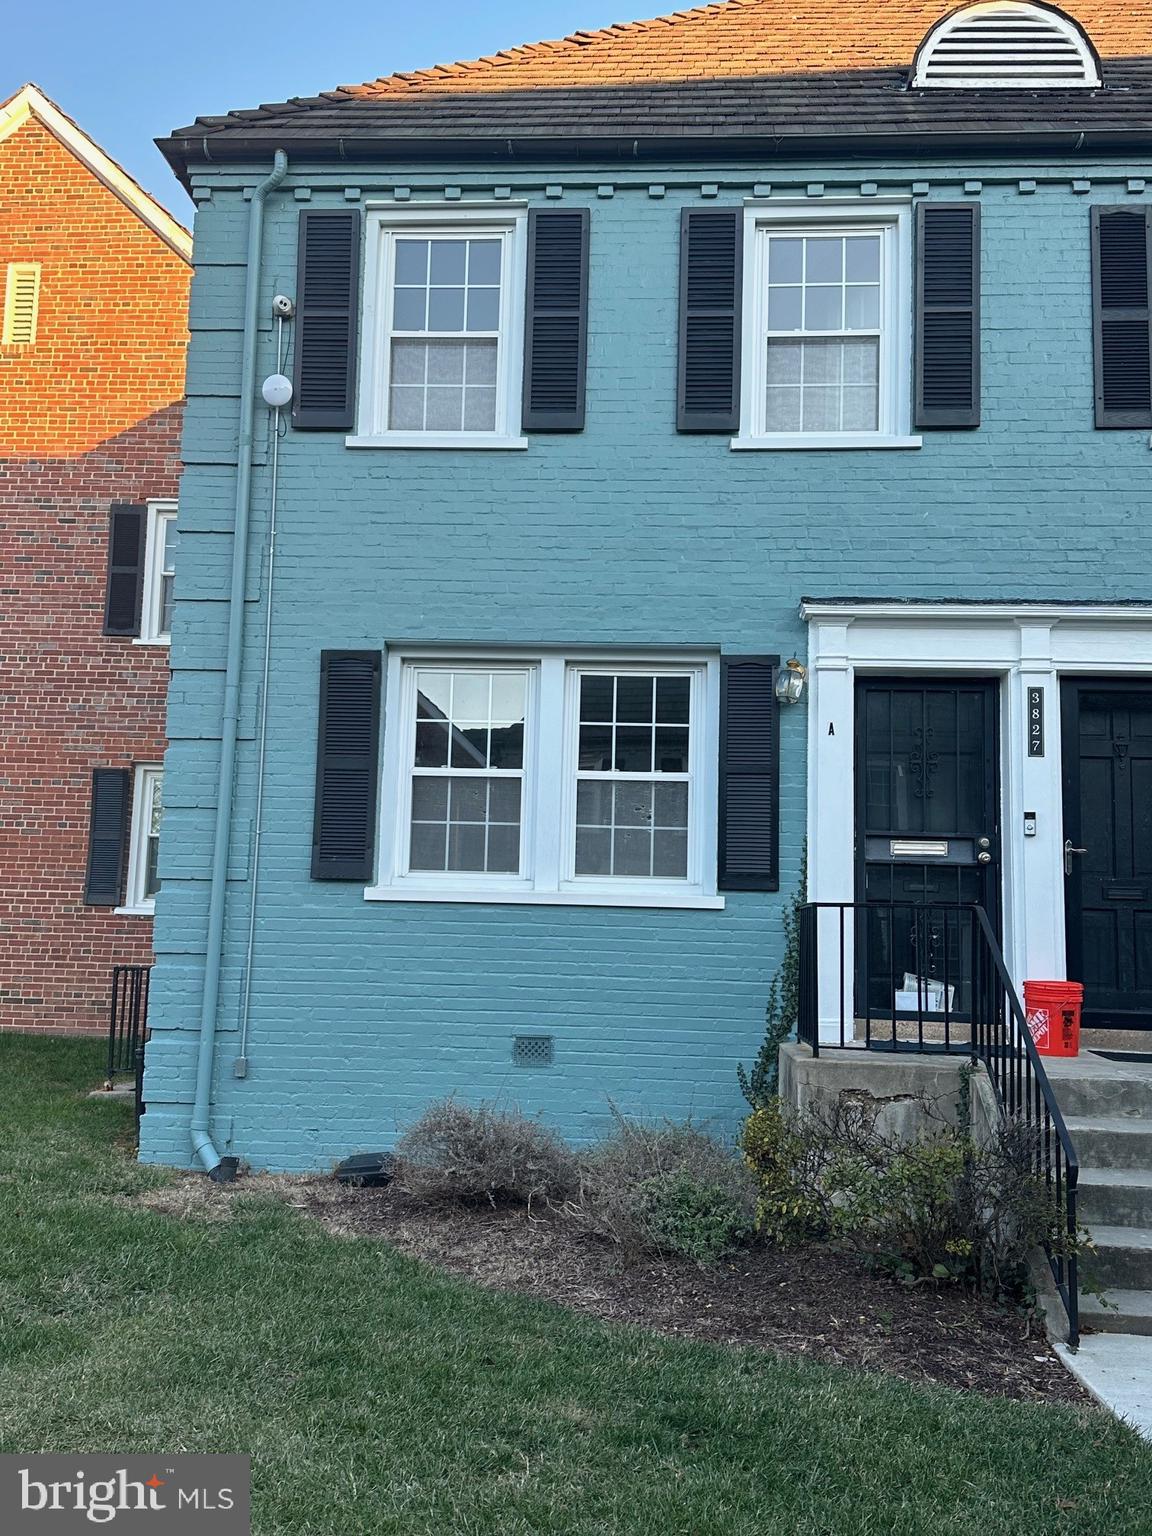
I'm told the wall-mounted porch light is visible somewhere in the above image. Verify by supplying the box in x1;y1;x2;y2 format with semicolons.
775;658;808;705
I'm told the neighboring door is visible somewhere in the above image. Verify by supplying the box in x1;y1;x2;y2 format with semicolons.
855;678;1000;1022
1062;682;1152;1030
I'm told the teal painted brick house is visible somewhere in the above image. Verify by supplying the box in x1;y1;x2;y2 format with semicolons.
142;1;1152;1173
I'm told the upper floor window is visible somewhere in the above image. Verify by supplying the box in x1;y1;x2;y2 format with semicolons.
913;3;1100;89
2;263;40;345
140;503;178;644
355;210;527;449
737;205;913;449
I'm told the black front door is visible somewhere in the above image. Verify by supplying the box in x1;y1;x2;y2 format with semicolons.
856;679;1000;1022
1062;682;1152;1030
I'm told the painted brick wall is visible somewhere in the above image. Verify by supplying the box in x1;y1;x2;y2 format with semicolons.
0;113;189;1033
141;157;1152;1170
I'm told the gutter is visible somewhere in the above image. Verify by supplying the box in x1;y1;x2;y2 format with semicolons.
190;148;289;1178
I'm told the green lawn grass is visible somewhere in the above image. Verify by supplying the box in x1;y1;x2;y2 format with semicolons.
1;1035;1150;1535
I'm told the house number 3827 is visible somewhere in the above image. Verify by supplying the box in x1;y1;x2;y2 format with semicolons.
1027;687;1045;757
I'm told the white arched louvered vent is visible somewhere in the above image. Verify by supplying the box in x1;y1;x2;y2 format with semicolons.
913;3;1101;88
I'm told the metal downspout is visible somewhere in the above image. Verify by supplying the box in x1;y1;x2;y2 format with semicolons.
190;150;288;1177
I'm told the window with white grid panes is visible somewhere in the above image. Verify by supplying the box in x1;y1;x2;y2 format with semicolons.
764;230;883;433
386;231;509;435
573;671;694;880
407;667;528;875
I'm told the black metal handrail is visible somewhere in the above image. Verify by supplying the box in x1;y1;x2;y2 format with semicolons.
797;901;1079;1346
107;965;150;1080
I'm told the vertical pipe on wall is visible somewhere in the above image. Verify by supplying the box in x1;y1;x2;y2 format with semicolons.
190;150;288;1178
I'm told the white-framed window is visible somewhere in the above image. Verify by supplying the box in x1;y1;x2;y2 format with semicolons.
139;502;178;644
2;262;40;345
351;207;528;450
370;652;722;909
120;765;163;914
735;202;918;451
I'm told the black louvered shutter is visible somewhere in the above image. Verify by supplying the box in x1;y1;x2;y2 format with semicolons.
522;208;589;431
915;203;981;429
677;208;742;432
312;651;381;880
718;657;780;892
103;504;147;636
84;768;131;905
292;210;361;431
1092;207;1152;428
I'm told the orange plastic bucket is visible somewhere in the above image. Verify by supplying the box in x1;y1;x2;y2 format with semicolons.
1023;980;1084;1057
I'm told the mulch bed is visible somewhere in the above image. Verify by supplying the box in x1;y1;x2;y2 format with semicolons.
301;1182;1093;1408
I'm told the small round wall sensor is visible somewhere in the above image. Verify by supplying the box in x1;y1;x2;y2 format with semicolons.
262;373;293;408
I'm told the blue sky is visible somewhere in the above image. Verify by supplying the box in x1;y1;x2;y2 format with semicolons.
3;0;634;216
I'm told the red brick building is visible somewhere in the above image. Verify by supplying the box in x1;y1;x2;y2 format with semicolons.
0;84;191;1034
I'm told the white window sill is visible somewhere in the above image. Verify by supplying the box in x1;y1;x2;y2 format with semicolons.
731;433;923;451
346;433;529;451
131;637;170;648
731;432;923;451
114;904;155;917
364;885;726;911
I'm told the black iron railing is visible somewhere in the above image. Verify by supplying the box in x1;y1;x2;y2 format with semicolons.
107;964;150;1080
797;901;1080;1347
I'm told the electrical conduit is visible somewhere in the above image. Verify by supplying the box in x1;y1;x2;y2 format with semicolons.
190;150;288;1177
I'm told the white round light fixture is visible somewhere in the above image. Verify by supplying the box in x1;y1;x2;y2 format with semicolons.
262;373;293;409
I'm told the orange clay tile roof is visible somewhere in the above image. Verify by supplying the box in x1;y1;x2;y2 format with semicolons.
345;1;1152;98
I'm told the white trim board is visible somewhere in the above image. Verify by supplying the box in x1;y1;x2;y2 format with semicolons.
0;84;191;262
802;600;1152;1041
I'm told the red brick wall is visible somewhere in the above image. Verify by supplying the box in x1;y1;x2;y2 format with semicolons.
0;111;190;1033
0;116;189;457
0;405;182;1032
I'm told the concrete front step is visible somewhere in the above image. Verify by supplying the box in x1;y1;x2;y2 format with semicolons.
1064;1116;1152;1170
1087;1225;1152;1289
1081;1288;1152;1337
1045;1059;1152;1121
1077;1169;1152;1229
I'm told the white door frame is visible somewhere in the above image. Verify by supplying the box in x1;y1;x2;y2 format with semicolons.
802;601;1152;1041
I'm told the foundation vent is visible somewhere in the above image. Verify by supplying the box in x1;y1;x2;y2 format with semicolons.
512;1035;555;1068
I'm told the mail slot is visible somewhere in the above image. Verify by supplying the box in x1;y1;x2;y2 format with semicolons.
865;836;978;866
1105;884;1149;902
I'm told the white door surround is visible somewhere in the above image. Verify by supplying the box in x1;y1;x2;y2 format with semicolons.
803;601;1152;1036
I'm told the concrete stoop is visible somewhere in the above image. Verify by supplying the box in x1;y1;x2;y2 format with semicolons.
1045;1056;1152;1348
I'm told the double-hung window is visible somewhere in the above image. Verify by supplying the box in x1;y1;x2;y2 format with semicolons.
121;765;163;913
139;502;178;644
373;653;721;908
737;204;915;449
355;210;527;449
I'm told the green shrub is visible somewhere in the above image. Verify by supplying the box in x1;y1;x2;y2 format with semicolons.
394;1099;576;1208
741;1093;1093;1301
635;1171;752;1264
561;1113;756;1264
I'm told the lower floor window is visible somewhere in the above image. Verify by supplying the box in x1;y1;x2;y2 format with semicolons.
124;765;163;911
377;652;718;903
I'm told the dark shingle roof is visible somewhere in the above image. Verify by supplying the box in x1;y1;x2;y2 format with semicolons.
159;2;1152;183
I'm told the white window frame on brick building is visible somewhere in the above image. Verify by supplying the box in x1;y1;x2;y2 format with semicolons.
734;201;919;451
350;205;529;451
137;501;178;645
119;765;163;915
367;648;723;909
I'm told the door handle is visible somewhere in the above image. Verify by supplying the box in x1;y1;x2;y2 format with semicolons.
1064;838;1088;876
977;851;992;865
